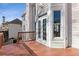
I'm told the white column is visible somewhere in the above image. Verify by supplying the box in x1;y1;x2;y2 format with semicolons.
47;4;53;47
62;4;68;48
64;4;72;47
26;3;30;32
35;4;39;41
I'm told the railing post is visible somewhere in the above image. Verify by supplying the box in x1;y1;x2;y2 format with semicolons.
17;32;20;44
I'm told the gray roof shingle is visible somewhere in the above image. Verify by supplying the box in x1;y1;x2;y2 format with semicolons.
8;18;22;24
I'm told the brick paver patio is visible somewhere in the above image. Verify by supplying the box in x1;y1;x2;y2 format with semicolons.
1;40;79;56
0;43;31;56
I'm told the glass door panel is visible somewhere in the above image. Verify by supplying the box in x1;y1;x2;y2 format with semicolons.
38;20;41;38
43;19;46;40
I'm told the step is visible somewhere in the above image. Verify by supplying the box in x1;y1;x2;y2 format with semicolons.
22;43;37;56
51;41;65;48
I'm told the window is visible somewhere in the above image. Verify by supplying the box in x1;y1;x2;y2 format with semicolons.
43;19;46;40
22;15;25;21
23;25;25;31
38;20;41;38
24;16;25;21
53;11;61;37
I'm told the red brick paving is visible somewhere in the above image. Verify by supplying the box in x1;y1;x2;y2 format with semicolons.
24;41;79;56
0;43;31;56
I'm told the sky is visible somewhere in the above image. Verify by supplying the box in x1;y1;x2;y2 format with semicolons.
0;3;26;25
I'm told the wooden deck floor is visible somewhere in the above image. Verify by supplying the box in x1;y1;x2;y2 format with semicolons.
23;41;79;56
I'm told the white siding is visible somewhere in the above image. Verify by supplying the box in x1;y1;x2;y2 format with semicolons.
8;24;22;39
72;4;79;48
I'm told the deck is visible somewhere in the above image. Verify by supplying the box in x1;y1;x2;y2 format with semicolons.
23;40;79;56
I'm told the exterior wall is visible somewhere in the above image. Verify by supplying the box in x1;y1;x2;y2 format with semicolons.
72;4;79;48
22;3;36;41
8;24;22;39
22;3;72;48
22;3;79;48
36;3;72;48
28;3;36;31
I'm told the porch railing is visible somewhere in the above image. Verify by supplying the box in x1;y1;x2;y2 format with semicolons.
18;31;36;42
